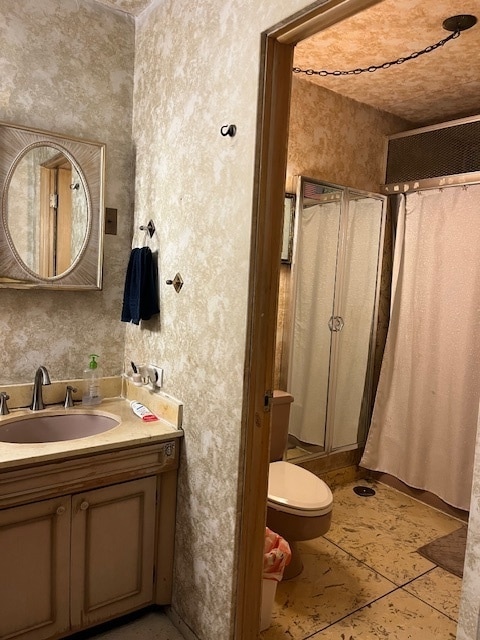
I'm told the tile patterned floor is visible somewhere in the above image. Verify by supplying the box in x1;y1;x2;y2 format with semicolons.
78;479;463;640
261;479;464;639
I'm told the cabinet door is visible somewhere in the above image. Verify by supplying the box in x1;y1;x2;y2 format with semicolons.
70;477;156;629
0;497;71;640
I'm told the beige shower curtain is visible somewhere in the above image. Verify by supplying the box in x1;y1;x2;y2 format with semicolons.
361;185;480;510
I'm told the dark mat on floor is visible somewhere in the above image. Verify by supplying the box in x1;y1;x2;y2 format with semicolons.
417;526;468;578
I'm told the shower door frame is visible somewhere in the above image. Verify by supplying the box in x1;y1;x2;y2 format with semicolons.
288;176;387;459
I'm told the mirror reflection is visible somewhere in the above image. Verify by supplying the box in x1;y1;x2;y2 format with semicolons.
0;121;105;290
7;145;88;277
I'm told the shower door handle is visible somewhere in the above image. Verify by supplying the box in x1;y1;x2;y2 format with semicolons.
328;316;345;332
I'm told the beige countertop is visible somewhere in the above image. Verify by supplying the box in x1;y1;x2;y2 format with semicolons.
0;397;183;470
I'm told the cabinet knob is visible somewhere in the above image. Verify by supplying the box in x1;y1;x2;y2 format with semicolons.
80;501;89;511
56;506;66;515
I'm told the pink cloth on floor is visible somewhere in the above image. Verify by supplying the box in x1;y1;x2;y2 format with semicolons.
263;527;291;581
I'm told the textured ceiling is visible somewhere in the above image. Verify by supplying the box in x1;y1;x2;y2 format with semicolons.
97;0;480;125
294;0;480;125
93;0;153;16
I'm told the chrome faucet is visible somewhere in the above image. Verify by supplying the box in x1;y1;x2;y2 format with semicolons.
0;392;10;415
30;366;51;411
64;385;77;408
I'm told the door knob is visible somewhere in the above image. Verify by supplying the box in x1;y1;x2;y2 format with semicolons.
79;501;89;511
328;316;345;332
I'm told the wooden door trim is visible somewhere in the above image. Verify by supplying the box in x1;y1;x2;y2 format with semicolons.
275;0;383;43
234;1;384;638
233;34;293;640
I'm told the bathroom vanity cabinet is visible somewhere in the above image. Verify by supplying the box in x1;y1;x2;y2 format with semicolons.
0;439;180;640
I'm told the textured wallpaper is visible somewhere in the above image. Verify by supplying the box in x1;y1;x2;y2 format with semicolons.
457;403;480;639
128;2;339;638
286;76;411;193
130;3;252;636
94;0;151;15
0;0;135;384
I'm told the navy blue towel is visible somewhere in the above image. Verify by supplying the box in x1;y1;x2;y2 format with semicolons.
121;247;160;324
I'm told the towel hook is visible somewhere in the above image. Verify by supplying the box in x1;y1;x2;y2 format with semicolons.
139;220;155;237
166;273;184;293
220;124;237;137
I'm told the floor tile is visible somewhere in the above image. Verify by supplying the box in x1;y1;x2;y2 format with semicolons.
403;567;462;622
260;536;396;640
324;480;463;585
309;588;457;639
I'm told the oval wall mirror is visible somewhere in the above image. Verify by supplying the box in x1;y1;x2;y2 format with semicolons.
6;144;89;278
0;122;105;289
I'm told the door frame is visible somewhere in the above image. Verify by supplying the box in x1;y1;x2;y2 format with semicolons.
234;1;383;638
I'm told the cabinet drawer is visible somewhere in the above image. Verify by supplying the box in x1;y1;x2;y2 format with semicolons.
0;440;178;508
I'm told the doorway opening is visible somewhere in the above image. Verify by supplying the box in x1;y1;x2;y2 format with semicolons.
236;0;479;637
235;1;384;638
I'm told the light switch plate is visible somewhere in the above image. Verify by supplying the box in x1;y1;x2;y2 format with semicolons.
105;208;117;235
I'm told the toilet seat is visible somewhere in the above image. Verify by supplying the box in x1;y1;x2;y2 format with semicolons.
268;461;333;517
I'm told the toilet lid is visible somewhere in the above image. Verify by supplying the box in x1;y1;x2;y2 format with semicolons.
268;461;333;516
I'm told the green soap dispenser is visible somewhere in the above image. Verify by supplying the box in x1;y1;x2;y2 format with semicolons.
82;354;102;406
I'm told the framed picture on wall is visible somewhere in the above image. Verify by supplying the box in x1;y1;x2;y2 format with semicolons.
282;193;295;264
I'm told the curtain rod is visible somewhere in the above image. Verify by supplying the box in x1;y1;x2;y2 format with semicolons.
381;171;480;195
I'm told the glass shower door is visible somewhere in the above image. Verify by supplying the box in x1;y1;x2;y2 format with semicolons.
288;184;343;450
287;177;386;457
327;191;385;450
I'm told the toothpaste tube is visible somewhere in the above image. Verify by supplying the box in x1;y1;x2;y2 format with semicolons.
130;400;159;422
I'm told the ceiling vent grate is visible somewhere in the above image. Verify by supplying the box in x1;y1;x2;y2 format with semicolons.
385;117;480;184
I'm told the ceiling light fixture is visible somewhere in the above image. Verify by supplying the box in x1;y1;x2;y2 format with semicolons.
293;14;477;78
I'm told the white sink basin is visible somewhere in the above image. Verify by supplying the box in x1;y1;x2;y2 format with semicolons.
0;412;119;443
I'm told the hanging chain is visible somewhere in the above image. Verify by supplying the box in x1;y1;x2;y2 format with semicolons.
293;29;460;77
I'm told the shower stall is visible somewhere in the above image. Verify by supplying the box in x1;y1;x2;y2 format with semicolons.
282;116;480;511
286;178;386;459
361;115;480;511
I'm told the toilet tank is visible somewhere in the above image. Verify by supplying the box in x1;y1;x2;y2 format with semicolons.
270;391;294;462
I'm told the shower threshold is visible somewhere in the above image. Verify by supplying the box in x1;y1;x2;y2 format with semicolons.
286;434;325;461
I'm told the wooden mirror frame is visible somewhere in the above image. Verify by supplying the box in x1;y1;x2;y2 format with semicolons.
0;121;105;290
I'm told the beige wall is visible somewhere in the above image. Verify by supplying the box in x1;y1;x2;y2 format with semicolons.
458;403;480;638
0;0;135;384
287;76;410;193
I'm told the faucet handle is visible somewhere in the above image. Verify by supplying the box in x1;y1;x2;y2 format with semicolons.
64;385;78;408
0;392;10;415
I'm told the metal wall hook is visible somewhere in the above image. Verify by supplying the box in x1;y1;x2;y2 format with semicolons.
166;273;184;293
139;220;155;237
220;124;237;137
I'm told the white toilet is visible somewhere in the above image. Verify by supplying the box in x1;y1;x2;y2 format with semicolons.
267;391;333;579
